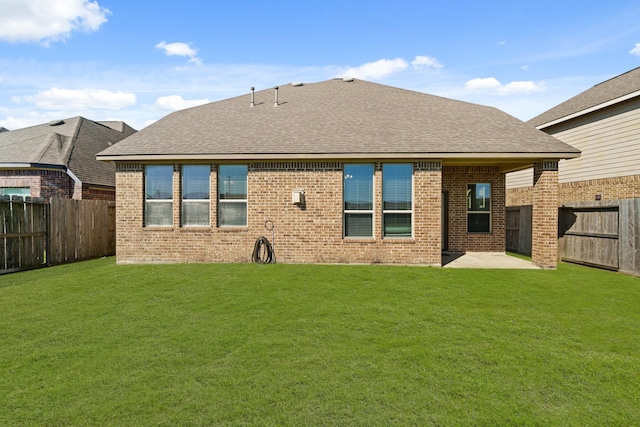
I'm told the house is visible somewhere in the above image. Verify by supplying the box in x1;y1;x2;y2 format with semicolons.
96;78;579;268
0;117;136;201
507;66;640;205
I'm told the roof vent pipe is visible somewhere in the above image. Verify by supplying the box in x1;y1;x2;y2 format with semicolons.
274;86;279;107
250;87;255;107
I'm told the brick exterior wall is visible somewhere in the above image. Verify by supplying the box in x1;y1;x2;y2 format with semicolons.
81;185;116;201
531;162;559;269
506;186;532;207
114;161;514;265
0;169;75;200
0;169;115;201
507;174;640;207
442;166;506;253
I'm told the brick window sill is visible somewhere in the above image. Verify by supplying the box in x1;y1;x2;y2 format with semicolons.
218;227;249;232
383;238;416;244
344;238;376;243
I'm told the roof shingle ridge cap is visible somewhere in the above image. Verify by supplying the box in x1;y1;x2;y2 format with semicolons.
592;65;640;88
528;67;640;126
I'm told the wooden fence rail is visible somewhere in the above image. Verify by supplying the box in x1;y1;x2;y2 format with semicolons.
1;197;115;274
48;199;116;265
0;197;47;273
506;205;532;256
508;199;640;276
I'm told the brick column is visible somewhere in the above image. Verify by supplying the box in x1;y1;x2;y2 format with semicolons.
532;161;558;269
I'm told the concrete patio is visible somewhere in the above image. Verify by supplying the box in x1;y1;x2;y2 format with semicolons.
442;252;539;269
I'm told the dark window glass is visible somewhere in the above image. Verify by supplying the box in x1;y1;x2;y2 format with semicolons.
219;165;247;200
145;165;173;200
467;183;491;233
145;165;173;226
182;165;210;226
345;213;373;237
344;164;373;238
383;164;412;211
383;213;412;237
383;164;412;237
218;165;247;226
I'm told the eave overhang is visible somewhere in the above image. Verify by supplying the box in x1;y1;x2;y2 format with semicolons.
97;151;580;162
97;151;580;175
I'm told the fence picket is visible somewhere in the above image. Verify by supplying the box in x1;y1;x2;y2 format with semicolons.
1;198;115;274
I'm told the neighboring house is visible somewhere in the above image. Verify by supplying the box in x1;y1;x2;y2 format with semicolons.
507;66;640;205
0;117;136;201
97;78;579;268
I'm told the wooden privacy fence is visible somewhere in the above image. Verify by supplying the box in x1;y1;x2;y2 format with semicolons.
0;197;47;273
559;200;640;275
508;199;640;275
48;198;116;265
506;206;532;256
1;197;115;274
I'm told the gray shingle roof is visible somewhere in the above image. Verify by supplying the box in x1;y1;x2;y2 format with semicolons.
529;67;640;128
0;117;136;187
98;79;578;161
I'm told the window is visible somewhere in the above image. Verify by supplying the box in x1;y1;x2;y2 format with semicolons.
382;163;413;237
182;165;210;226
145;165;173;226
0;188;30;198
467;183;491;233
343;164;374;237
218;165;247;227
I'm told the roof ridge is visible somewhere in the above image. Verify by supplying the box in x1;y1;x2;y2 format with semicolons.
64;117;87;168
593;66;640;87
35;133;62;163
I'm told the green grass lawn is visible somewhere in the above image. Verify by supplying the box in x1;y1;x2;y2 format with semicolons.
1;259;638;426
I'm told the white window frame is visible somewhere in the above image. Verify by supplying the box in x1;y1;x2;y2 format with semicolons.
382;163;414;238
343;163;374;238
181;165;211;227
218;165;248;227
0;187;30;198
467;183;491;233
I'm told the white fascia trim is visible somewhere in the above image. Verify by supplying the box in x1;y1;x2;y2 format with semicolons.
0;162;33;168
66;168;83;188
537;89;640;130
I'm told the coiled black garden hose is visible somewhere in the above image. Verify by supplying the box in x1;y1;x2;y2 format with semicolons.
252;236;275;264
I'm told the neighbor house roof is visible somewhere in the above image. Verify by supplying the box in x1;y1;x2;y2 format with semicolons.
529;67;640;128
98;79;579;167
0;117;136;187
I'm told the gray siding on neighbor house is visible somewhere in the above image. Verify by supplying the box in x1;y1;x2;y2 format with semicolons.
507;97;640;189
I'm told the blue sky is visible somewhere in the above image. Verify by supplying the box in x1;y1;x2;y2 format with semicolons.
1;0;639;130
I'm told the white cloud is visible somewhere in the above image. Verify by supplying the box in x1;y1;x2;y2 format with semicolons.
0;0;110;45
156;41;203;66
500;81;545;95
411;55;443;70
630;43;640;57
465;77;501;90
0;110;71;129
22;87;136;110
339;58;408;80
154;95;210;112
465;77;545;95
